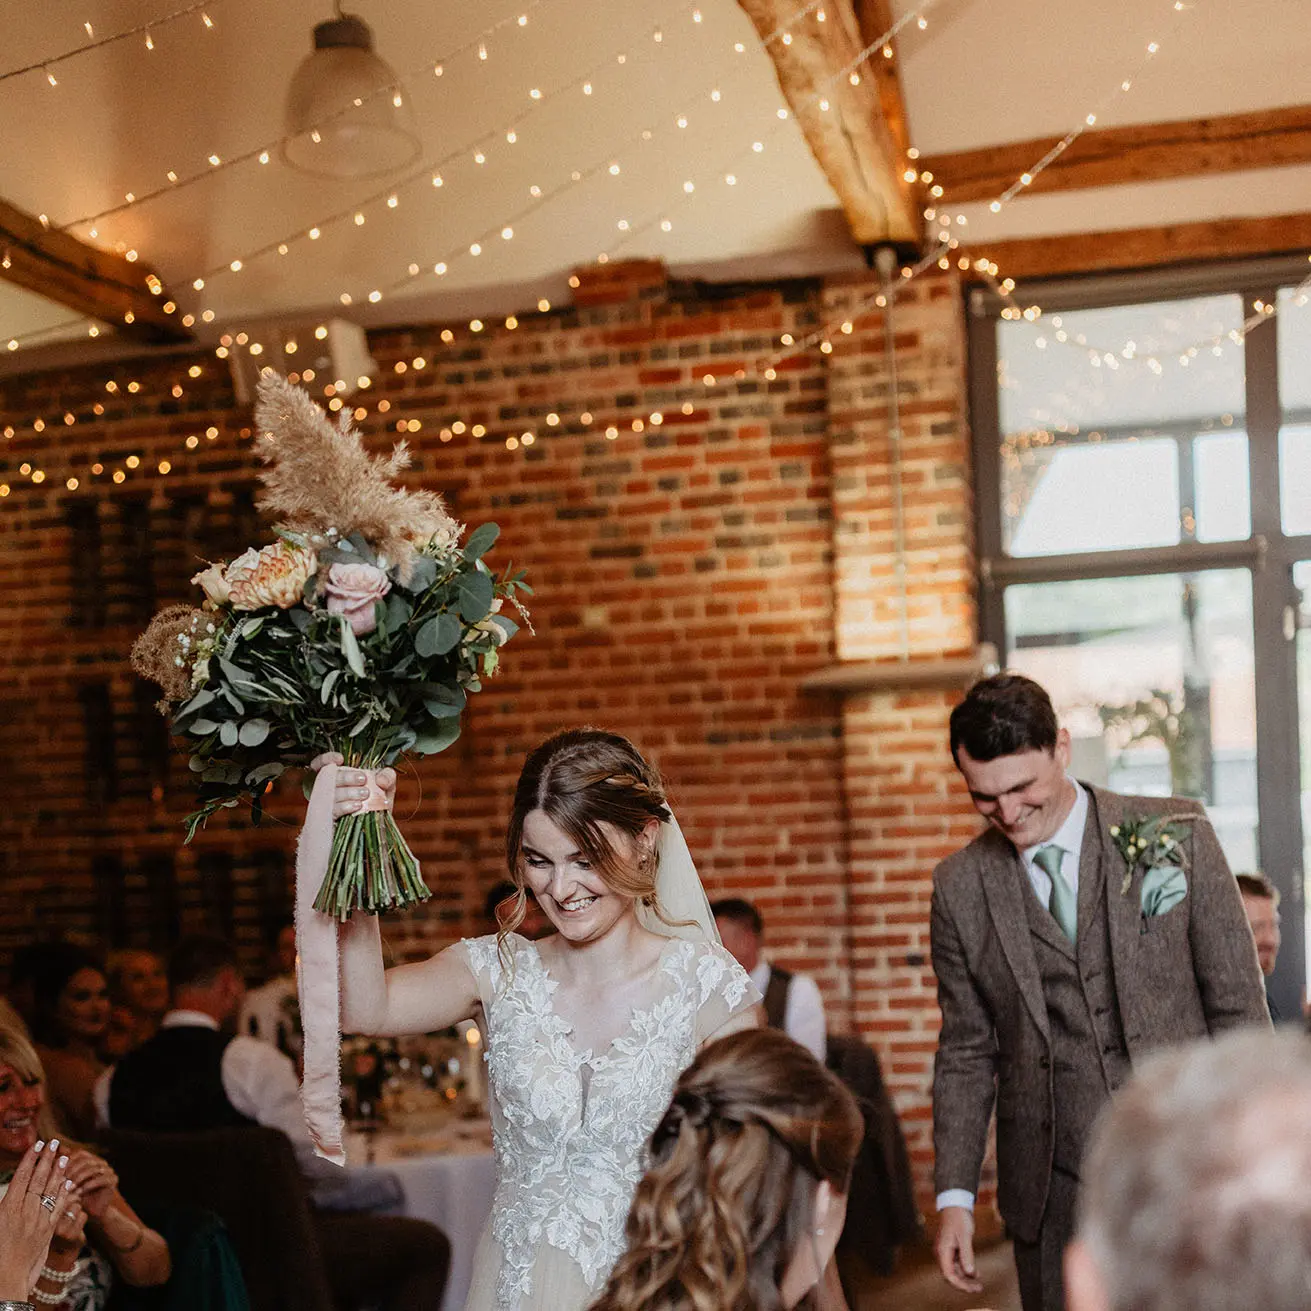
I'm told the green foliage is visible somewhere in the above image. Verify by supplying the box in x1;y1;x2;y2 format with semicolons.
172;525;528;839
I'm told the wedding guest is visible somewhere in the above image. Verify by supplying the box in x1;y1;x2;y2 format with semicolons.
238;922;302;1063
27;944;111;1142
1065;1029;1311;1311
1236;872;1282;1019
589;1028;862;1311
0;1139;73;1304
0;1020;170;1309
932;673;1269;1311
103;949;169;1060
96;935;450;1311
712;898;827;1062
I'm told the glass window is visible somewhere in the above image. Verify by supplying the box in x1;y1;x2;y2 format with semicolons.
1278;286;1311;534
997;294;1249;556
1004;570;1257;871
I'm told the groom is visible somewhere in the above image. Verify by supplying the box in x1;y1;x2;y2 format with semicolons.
931;674;1269;1311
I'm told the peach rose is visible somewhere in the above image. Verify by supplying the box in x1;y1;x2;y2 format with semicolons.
191;562;230;607
324;561;391;635
226;542;317;611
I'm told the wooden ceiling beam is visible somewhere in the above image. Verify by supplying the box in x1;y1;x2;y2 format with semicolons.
736;0;921;247
963;211;1311;282
0;198;191;344
923;105;1311;204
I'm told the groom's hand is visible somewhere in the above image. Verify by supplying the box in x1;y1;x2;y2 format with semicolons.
935;1206;984;1293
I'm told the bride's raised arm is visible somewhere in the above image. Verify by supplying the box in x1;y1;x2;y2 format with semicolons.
315;754;480;1037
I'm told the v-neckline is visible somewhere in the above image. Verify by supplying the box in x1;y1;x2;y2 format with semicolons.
526;934;681;1065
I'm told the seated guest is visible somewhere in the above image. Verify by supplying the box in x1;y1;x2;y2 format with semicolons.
712;898;827;1061
103;949;170;1061
1066;1028;1311;1311
237;922;301;1065
591;1028;862;1311
0;1020;170;1309
27;943;112;1141
96;935;450;1311
1236;872;1283;1019
484;879;553;939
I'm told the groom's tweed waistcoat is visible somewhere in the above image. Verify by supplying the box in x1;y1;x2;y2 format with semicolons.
1021;853;1129;1174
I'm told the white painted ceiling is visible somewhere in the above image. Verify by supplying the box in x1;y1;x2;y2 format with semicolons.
0;0;1308;362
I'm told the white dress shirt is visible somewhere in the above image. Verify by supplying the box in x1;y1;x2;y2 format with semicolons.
94;1009;341;1193
936;780;1088;1214
749;961;827;1063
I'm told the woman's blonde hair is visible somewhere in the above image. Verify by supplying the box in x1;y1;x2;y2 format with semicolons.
0;1019;75;1148
590;1029;863;1311
496;729;672;948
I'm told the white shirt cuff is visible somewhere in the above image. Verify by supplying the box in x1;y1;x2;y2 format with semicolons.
936;1189;975;1211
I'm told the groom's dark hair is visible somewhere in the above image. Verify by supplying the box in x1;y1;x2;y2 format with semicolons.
950;673;1058;766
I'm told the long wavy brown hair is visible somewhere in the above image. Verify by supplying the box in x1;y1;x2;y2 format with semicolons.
496;728;673;951
590;1029;863;1311
0;1019;83;1154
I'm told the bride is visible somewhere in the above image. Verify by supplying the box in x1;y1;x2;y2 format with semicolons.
307;728;760;1311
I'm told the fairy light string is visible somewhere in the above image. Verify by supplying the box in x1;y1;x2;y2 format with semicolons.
0;1;222;86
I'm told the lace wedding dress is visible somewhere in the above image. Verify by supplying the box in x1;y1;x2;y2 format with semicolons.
459;932;759;1311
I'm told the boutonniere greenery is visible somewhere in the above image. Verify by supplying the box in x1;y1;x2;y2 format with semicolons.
1109;813;1196;896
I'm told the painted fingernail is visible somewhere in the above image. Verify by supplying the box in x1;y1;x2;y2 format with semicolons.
57;1156;68;1168
48;1140;59;1152
65;1179;75;1191
34;1140;44;1152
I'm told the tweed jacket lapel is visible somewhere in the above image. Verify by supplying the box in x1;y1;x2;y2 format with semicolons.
1088;785;1145;1008
978;832;1050;1040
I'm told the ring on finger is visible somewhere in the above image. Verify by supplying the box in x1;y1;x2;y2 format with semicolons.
39;1194;57;1211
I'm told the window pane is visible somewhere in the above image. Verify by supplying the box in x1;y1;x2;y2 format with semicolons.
1278;287;1311;534
997;294;1248;556
1004;570;1257;871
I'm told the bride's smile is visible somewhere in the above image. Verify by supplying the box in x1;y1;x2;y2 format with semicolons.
520;809;632;941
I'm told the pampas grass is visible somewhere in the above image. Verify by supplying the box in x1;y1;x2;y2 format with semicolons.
253;373;461;576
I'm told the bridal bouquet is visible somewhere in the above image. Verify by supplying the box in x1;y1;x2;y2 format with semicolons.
132;374;529;919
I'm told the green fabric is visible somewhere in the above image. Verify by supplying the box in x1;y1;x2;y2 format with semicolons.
1141;864;1188;918
107;1205;249;1311
1035;844;1077;943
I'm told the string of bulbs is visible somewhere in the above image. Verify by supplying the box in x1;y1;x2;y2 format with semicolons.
0;1;220;85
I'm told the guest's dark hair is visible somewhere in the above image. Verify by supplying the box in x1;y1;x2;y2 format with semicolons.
590;1029;862;1311
169;936;239;993
949;673;1059;766
1236;872;1280;905
501;729;672;946
27;942;106;1048
710;898;763;938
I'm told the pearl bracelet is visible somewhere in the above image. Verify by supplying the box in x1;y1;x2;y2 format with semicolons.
38;1260;82;1284
30;1291;66;1307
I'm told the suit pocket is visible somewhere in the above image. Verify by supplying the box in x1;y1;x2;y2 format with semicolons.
1141;898;1188;937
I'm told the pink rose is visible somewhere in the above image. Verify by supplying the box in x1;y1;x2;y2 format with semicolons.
324;562;391;635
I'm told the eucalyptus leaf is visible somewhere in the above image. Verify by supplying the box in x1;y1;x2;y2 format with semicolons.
489;613;519;641
412;717;461;755
340;618;366;677
220;722;239;747
404;555;438;593
240;616;265;640
179;688;216;715
349;711;373;736
455;570;494;621
415;612;462;658
462;522;500;562
239;718;271;747
423;697;464;719
321;669;342;705
245;761;285;786
289;607;312;633
187;718;221;736
384;591;411;631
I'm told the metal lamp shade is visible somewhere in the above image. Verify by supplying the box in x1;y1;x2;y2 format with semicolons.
282;15;421;180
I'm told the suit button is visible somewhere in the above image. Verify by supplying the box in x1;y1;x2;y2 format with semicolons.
1094;1006;1109;1017
1039;1056;1051;1070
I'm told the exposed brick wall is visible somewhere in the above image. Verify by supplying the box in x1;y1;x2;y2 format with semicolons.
0;262;980;1212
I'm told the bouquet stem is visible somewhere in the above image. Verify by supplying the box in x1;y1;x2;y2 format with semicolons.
314;805;431;921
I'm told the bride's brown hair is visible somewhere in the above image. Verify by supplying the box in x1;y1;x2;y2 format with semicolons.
589;1029;863;1311
495;728;672;947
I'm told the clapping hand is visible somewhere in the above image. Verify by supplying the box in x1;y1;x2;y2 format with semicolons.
0;1139;74;1297
64;1149;118;1221
310;752;397;820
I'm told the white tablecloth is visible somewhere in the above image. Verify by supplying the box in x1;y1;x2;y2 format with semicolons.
344;1124;497;1311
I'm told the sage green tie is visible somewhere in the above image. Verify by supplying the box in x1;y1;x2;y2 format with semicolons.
1035;844;1076;944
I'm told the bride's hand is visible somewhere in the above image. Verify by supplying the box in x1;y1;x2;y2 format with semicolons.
310;753;397;819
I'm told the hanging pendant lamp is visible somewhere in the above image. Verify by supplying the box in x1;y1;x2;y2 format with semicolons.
283;8;420;180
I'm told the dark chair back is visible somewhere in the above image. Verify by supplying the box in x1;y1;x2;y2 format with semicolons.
107;1203;250;1311
101;1126;335;1311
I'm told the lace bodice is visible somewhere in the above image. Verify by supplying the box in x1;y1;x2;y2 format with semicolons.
461;933;757;1308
